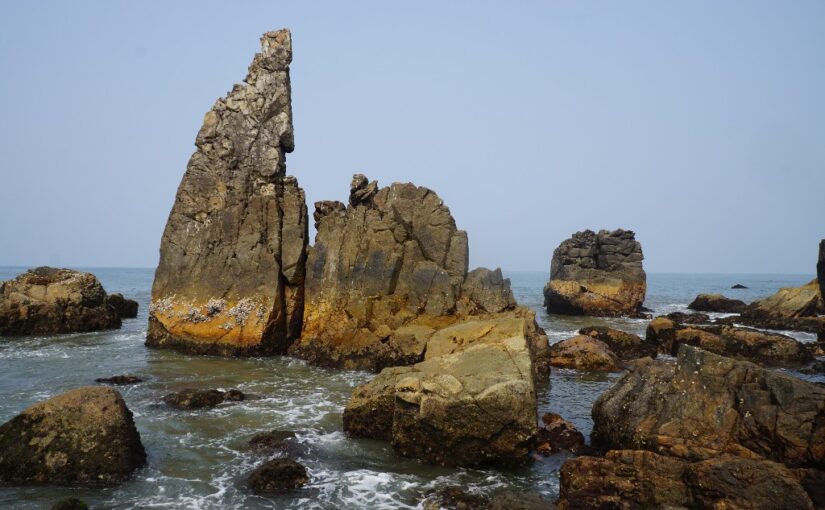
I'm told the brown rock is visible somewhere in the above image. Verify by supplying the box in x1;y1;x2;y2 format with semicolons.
422;487;487;510
0;267;121;336
543;229;646;317
578;326;657;359
0;386;146;484
688;293;747;313
665;311;711;324
147;29;308;357
537;413;585;455
548;335;622;372
163;388;245;410
744;279;824;320
248;458;308;493
107;293;138;319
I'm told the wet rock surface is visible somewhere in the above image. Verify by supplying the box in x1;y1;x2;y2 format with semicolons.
578;326;657;359
163;388;245;410
548;335;622;372
106;293;138;319
0;267;123;336
536;413;585;455
147;29;308;357
543;229;646;317
247;430;296;451
687;293;747;313
0;386;146;484
247;458;308;493
665;311;711;324
95;375;143;385
646;316;813;367
422;487;555;510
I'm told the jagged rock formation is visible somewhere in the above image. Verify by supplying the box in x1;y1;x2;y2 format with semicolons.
0;387;146;484
291;174;547;371
687;293;747;314
0;267;124;336
147;29;308;356
343;333;536;466
646;316;812;367
543;229;646;317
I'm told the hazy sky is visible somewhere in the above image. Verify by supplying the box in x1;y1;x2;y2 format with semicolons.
1;1;823;273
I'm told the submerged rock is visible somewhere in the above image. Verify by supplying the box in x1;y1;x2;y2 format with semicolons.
50;498;89;510
106;293;138;319
0;386;146;484
687;293;747;313
95;375;143;385
536;413;585;455
646;316;812;367
0;267;122;336
248;458;308;493
147;29;308;357
591;344;825;468
543;229;646;317
343;335;537;466
578;326;656;359
163;388;245;410
247;430;296;451
548;335;622;372
422;487;555;510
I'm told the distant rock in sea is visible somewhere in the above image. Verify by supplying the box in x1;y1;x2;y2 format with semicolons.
543;229;646;317
687;293;747;313
147;29;308;356
731;283;748;289
0;267;133;336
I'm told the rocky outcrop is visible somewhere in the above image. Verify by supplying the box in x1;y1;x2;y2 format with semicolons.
578;326;657;359
687;293;747;313
819;239;825;301
291;174;547;371
248;458;308;492
107;293;138;319
743;279;823;320
646;316;812;367
0;267;123;336
163;388;245;410
543;229;646;317
0;386;146;484
591;345;825;468
548;335;622;372
147;29;308;357
559;450;820;510
536;413;585;455
343;335;536;466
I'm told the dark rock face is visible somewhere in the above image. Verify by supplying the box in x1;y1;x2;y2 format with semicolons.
163;388;245;410
0;386;146;484
536;413;585;455
0;267;121;336
95;375;143;385
147;29;308;357
665;311;711;324
591;345;825;468
548;335;622;372
687;293;747;313
559;450;818;510
247;458;308;493
731;283;748;289
107;293;138;318
247;430;296;451
578;326;657;359
646;316;812;367
819;239;825;302
543;229;646;317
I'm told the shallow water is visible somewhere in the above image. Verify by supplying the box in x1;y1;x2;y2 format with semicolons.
0;268;820;509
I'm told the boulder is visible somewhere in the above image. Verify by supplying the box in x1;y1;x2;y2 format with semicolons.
95;375;143;385
591;344;825;468
247;458;308;493
536;413;585;455
163;388;245;410
646;316;812;367
687;293;747;313
558;450;818;510
543;229;646;317
0;386;146;484
578;326;657;359
343;336;537;466
147;29;308;357
548;336;622;372
743;279;823;320
0;267;121;336
107;293;138;319
665;311;711;324
247;430;296;451
291;175;548;371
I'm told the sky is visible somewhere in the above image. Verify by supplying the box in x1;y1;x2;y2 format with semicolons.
0;1;823;274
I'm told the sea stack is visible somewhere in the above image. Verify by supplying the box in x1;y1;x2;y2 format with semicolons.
818;239;825;299
147;29;308;356
544;229;646;317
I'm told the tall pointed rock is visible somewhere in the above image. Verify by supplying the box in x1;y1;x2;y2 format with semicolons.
147;29;307;356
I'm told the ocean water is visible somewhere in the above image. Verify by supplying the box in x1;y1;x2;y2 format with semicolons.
0;268;820;509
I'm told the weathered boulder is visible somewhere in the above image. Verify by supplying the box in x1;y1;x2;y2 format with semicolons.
107;293;138;319
543;229;646;317
578;326;657;359
343;336;537;466
247;458;308;493
0;386;146;484
536;413;585;455
646;316;812;367
558;450;819;510
687;293;747;314
743;279;823;320
162;388;245;410
591;345;825;468
147;29;308;357
548;336;622;372
0;267;122;336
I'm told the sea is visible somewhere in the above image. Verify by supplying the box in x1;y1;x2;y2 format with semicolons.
0;268;821;509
